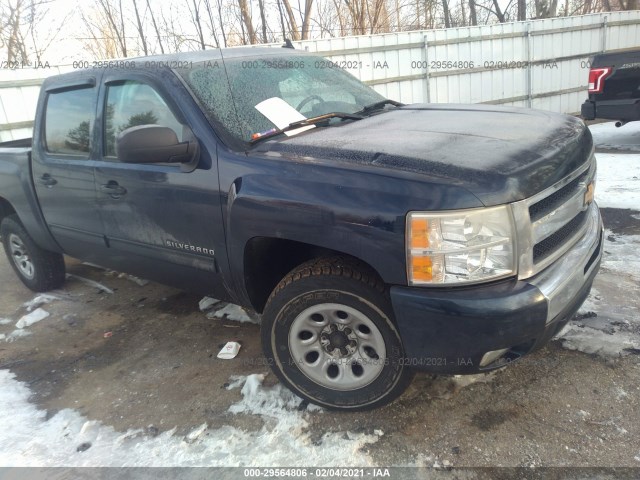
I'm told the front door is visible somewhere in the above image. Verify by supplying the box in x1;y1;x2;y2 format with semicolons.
93;76;226;296
31;78;107;262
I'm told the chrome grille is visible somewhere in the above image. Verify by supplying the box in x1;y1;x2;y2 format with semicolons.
532;210;588;262
513;152;597;280
528;169;590;222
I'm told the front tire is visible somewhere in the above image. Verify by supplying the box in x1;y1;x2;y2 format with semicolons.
261;257;413;410
0;214;65;292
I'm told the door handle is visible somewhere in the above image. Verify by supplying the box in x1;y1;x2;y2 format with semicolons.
100;181;127;198
38;174;57;187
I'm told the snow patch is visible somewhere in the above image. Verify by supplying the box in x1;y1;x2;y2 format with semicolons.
118;273;149;286
226;375;247;390
227;374;379;465
589;121;640;153
23;294;60;312
0;370;377;466
229;374;303;416
599;231;640;279
451;371;496;389
558;325;639;357
556;231;640;357
15;308;50;329
65;274;114;294
593;153;640;210
0;318;11;325
5;329;31;342
184;423;208;444
198;296;220;311
208;304;259;324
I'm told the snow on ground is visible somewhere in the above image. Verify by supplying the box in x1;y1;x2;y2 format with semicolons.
22;294;60;312
588;122;640;210
65;274;114;294
589;121;640;153
15;308;50;329
208;303;260;324
0;370;378;467
198;296;220;311
1;293;69;341
594;152;640;210
599;231;640;278
556;231;640;357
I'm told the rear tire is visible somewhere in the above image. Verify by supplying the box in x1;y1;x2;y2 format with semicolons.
261;256;414;411
0;214;65;292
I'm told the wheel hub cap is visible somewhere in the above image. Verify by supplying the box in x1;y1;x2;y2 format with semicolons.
8;234;35;280
288;302;387;391
320;324;357;357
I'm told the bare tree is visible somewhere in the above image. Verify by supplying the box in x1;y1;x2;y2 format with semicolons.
518;0;526;19
276;0;288;39
442;0;451;27
214;0;227;46
1;0;29;63
281;0;301;39
12;0;68;63
202;0;221;47
146;0;165;53
618;0;637;9
469;0;478;25
301;0;314;38
238;0;258;44
92;0;127;56
188;0;207;49
132;0;148;55
491;0;506;21
257;0;269;42
534;0;558;17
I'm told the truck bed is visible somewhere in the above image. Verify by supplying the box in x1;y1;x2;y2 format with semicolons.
0;138;32;149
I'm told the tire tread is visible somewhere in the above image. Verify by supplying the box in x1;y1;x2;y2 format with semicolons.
268;256;386;307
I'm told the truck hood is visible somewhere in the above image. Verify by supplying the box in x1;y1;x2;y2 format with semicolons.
261;104;593;206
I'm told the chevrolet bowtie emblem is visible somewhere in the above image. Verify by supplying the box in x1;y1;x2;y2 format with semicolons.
584;182;595;207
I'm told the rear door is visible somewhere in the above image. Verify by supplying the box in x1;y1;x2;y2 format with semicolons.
31;77;107;261
93;73;227;296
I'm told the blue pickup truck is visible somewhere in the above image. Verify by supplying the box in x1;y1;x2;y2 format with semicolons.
0;47;603;410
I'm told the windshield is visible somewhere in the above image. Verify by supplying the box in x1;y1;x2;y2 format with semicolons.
176;54;385;149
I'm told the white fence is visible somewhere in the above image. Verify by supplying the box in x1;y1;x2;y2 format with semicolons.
291;11;640;111
1;10;640;142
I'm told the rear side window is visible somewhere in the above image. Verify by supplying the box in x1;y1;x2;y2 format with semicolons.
104;81;182;157
45;87;95;156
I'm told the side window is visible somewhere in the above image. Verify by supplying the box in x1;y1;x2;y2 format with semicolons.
45;87;95;156
104;81;182;157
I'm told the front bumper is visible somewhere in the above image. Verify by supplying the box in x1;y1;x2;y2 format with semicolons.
390;204;603;374
581;98;640;122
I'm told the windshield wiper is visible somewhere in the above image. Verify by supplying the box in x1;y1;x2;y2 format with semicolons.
250;112;364;145
355;99;404;116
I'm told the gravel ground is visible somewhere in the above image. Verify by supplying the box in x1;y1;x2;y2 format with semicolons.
0;207;638;469
0;122;639;470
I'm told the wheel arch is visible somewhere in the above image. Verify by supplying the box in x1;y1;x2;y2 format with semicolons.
243;236;386;314
0;197;17;227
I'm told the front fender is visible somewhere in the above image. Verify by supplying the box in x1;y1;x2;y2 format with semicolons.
219;151;483;304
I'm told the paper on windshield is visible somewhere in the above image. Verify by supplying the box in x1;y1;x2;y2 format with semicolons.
254;97;315;137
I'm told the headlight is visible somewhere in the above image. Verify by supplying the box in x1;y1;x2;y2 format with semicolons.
406;206;516;285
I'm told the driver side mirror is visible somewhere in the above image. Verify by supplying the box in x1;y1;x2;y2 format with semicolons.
116;125;199;165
